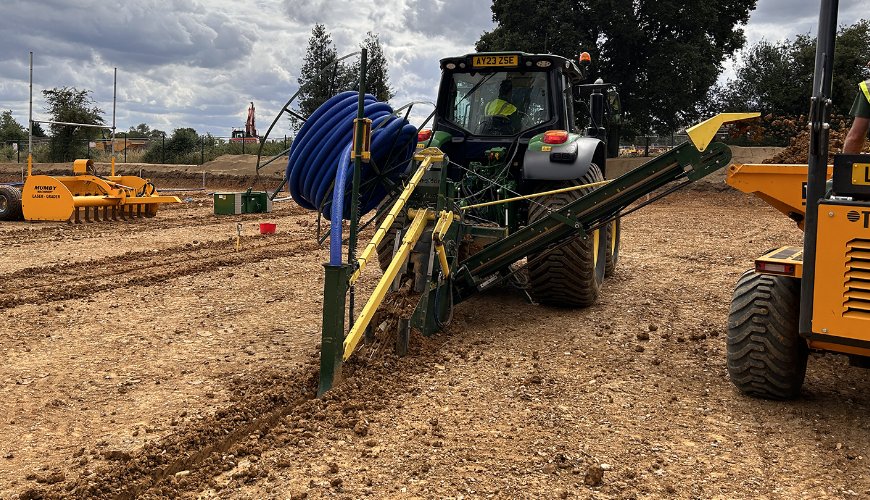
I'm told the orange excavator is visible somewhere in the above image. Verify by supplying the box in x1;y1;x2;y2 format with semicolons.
230;102;258;143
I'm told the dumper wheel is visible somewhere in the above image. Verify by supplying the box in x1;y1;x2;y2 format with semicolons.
528;165;606;307
726;270;808;400
0;185;23;221
604;216;621;278
375;203;409;273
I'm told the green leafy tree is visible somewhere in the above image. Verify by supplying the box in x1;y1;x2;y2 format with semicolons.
42;87;105;161
710;20;869;117
0;110;27;143
143;127;199;164
292;24;354;130
122;123;166;138
31;121;46;137
476;0;757;136
350;32;395;103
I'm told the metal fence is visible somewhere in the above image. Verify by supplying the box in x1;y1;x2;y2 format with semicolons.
1;135;293;165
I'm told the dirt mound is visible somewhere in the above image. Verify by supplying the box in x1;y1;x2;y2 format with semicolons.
763;128;870;164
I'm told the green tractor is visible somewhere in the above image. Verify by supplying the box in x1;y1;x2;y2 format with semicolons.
377;51;624;307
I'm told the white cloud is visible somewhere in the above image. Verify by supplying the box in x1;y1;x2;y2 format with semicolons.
1;0;864;142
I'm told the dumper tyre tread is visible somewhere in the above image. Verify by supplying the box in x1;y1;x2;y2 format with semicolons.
0;185;23;221
604;216;621;278
726;270;807;400
527;165;606;307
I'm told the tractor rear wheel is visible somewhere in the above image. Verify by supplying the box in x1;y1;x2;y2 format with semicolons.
726;270;808;400
527;165;606;307
604;216;621;277
0;185;23;221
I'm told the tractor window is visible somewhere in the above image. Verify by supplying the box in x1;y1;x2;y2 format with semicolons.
445;71;551;136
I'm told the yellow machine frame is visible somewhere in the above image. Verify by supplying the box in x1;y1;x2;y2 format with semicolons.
727;162;870;358
21;159;180;222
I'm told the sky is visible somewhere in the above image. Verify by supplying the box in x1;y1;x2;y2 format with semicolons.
0;0;866;141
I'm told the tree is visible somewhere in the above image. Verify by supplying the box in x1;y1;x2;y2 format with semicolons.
42;87;104;161
476;0;757;136
351;32;395;103
709;20;869;118
292;24;354;130
143;127;199;164
123;123;166;138
31;122;46;138
0;110;27;143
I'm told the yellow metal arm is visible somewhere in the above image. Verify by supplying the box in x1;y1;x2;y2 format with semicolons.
350;148;443;285
685;112;760;152
343;208;430;360
432;210;455;278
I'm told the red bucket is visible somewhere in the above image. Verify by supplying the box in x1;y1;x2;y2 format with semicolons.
259;222;276;234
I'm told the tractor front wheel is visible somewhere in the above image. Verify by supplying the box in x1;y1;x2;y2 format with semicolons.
527;165;606;307
726;270;808;399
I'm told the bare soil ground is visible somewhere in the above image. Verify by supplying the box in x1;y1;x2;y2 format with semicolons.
1;156;868;499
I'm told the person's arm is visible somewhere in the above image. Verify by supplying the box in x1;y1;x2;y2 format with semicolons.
844;116;870;154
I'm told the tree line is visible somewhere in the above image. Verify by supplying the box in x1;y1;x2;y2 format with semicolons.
3;9;868;162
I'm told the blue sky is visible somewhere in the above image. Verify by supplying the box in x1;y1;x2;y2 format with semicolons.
0;0;865;140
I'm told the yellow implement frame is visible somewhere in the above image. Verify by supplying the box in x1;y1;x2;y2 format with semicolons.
343;208;430;360
20;159;180;222
349;148;443;284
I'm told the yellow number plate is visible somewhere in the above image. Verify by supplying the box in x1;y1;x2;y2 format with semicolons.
472;55;518;68
852;163;870;185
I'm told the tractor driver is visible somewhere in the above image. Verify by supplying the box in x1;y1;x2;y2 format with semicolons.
485;79;518;117
844;72;870;154
482;78;520;134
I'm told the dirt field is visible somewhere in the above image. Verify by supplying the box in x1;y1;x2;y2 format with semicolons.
1;156;869;499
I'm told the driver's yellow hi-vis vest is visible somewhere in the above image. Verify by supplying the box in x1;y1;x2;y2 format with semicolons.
861;80;870;105
485;98;517;117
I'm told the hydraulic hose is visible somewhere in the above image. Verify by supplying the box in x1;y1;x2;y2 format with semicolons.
285;91;417;265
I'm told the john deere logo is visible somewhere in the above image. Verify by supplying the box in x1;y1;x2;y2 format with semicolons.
848;210;861;222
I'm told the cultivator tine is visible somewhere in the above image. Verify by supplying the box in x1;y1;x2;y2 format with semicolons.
74;208;81;224
84;207;92;223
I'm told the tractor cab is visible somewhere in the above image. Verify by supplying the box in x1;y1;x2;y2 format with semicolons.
431;52;620;170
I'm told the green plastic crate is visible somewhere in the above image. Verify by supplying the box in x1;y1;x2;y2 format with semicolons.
213;191;272;215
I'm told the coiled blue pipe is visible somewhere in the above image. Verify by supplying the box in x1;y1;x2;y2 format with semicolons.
285;91;417;265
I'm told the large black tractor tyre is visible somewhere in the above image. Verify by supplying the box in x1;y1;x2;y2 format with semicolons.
604;216;621;278
0;185;23;221
527;165;607;307
726;271;808;400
